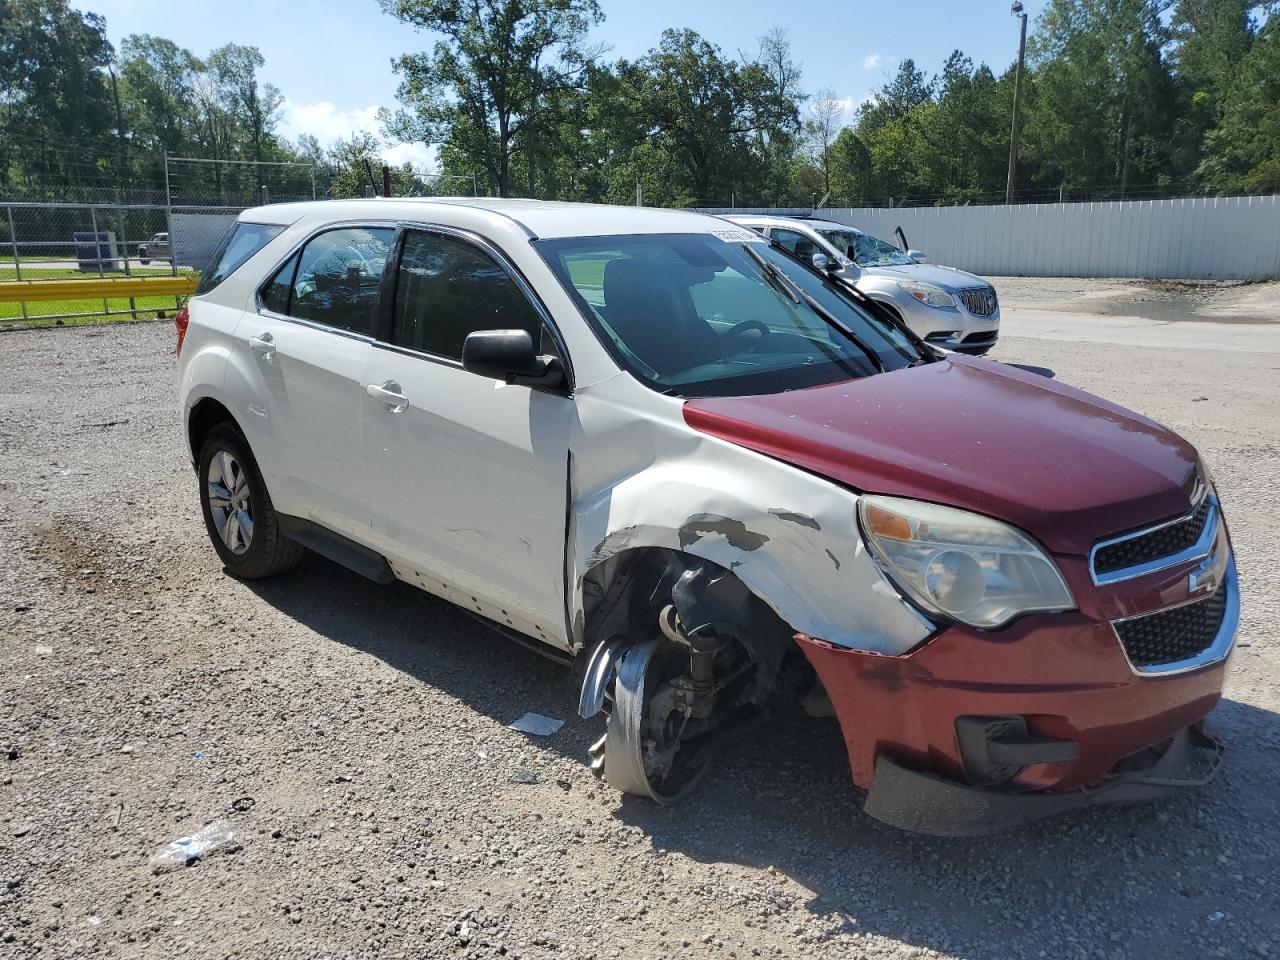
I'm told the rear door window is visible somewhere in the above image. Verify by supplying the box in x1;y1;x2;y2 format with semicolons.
770;228;817;260
284;227;394;335
390;230;542;359
195;222;284;294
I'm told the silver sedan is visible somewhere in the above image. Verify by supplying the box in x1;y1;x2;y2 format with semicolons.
726;215;1000;354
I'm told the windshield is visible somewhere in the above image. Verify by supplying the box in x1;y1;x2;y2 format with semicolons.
816;228;914;267
537;233;925;398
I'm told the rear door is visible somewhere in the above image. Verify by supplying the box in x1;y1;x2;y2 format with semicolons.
361;226;573;645
236;224;395;541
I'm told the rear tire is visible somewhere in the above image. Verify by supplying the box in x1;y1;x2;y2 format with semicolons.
197;422;302;579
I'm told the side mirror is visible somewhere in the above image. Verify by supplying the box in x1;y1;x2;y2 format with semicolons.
811;252;839;272
907;249;928;263
462;329;566;390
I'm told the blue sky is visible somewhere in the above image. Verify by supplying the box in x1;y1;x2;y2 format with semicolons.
86;0;1048;167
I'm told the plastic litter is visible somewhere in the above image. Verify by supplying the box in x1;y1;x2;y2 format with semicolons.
149;819;236;870
508;713;564;736
34;644;53;656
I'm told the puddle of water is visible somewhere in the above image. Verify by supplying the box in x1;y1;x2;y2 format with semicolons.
1048;294;1272;325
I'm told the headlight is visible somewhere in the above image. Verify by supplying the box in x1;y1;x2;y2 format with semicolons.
896;281;955;308
857;495;1074;629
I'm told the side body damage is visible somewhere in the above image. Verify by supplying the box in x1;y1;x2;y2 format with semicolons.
566;373;932;657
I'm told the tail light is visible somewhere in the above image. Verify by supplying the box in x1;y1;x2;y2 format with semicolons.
174;305;190;356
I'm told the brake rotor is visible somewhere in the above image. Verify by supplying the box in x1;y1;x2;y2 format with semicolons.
597;639;711;804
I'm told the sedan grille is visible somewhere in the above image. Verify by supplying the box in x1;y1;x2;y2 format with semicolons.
1093;496;1212;576
958;287;998;316
1113;581;1228;668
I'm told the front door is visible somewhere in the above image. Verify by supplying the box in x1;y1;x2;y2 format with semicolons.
361;227;573;646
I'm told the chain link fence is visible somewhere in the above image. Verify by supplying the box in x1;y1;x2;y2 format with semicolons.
0;201;243;326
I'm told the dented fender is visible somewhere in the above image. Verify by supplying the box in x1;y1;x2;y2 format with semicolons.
567;376;934;654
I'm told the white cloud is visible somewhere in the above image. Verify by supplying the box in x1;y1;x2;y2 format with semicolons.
831;92;876;116
862;54;899;73
278;99;383;145
384;142;439;170
278;100;439;172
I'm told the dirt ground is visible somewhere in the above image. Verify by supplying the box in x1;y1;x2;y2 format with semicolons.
2;289;1279;959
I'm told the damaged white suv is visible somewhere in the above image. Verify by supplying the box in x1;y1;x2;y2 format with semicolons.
178;199;1236;835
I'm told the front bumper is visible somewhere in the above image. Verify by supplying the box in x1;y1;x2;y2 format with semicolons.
863;722;1222;836
892;300;999;349
795;558;1237;833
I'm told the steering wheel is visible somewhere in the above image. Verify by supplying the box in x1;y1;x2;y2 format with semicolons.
722;319;770;341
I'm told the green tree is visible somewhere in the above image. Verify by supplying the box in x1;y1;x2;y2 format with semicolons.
1199;17;1280;191
0;0;116;194
118;35;200;157
1024;0;1177;196
379;0;603;197
207;44;284;163
608;28;800;205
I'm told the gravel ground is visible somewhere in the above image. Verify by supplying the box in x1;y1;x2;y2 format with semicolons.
2;313;1279;960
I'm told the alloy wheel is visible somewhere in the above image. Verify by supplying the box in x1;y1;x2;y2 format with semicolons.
207;450;253;556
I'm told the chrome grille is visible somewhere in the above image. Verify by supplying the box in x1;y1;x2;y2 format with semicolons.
1094;496;1213;576
958;286;998;316
1113;581;1228;668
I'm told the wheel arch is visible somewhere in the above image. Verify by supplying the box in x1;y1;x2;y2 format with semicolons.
186;395;242;462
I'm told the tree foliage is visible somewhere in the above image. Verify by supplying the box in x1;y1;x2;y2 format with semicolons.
2;0;1279;207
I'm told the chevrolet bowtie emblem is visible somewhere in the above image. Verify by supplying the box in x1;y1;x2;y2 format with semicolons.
1188;554;1223;595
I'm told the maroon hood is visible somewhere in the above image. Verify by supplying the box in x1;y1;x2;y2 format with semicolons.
683;356;1200;556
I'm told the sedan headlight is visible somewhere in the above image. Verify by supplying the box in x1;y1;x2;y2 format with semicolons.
858;495;1074;629
896;281;955;308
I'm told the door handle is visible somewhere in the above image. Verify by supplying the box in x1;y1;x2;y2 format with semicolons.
248;332;275;361
366;380;409;413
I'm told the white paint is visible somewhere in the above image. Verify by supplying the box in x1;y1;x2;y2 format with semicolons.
181;198;943;658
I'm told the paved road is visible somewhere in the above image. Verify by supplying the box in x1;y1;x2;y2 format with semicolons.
1000;306;1280;353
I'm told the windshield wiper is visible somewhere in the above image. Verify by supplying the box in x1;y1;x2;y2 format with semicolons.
742;243;887;374
741;243;801;304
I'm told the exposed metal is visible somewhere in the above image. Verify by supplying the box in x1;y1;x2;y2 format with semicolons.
578;635;629;719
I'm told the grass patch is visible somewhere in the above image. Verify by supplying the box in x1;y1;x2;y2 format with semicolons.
0;295;181;324
0;264;192;282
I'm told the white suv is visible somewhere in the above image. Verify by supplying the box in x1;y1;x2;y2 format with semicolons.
177;198;1234;835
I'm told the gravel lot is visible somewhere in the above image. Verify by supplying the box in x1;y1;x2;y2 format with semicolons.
2;290;1279;959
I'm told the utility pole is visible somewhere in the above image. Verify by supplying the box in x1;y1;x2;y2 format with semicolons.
1005;1;1028;205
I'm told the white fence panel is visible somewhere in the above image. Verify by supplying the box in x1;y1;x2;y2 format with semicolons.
702;196;1280;280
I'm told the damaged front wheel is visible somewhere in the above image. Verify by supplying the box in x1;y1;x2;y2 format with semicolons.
590;639;713;803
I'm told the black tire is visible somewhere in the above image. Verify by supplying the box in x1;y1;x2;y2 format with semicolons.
197;422;302;579
139;257;150;265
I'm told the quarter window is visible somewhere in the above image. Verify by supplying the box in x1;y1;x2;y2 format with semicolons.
392;230;543;359
260;252;297;315
195;222;283;295
271;227;394;335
